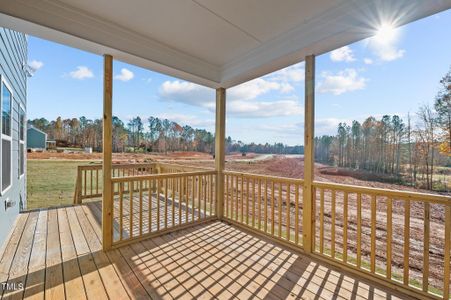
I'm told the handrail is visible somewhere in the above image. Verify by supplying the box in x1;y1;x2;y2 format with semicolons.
111;170;217;183
313;180;451;204
224;170;304;184
158;162;214;171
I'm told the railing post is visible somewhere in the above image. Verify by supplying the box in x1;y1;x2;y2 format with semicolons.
215;88;226;219
303;55;315;253
102;54;113;251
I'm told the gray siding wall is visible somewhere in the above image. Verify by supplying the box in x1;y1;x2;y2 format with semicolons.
0;28;27;247
27;128;46;149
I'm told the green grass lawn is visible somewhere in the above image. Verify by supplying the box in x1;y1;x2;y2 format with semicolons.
27;160;96;210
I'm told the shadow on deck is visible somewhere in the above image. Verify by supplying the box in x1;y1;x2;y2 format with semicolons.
0;202;409;299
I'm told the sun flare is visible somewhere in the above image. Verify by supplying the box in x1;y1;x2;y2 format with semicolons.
373;23;398;44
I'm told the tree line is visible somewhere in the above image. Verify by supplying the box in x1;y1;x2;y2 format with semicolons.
315;68;451;191
28;116;303;155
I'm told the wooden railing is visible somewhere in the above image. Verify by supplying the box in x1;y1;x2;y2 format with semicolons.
73;162;208;203
110;170;217;247
223;171;304;247
312;181;451;299
75;162;450;299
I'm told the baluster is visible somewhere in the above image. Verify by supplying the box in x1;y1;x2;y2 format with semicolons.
271;181;275;236
178;176;182;225
198;175;202;220
371;194;376;273
96;169;99;195
139;180;143;236
241;175;244;223
386;197;392;279
320;188;324;254
172;177;176;226
403;200;410;285
423;202;430;292
331;190;336;258
84;170;87;196
278;182;282;238
156;179;160;231
149;179;152;233
443;205;450;299
164;178;168;228
286;183;291;242
192;175;195;222
295;183;299;245
264;179;268;233
130;180;134;238
235;176;238;221
185;176;189;223
119;182;124;240
203;175;207;218
252;178;256;228
343;191;348;263
210;174;213;217
356;193;361;268
225;174;229;218
258;179;262;230
246;177;249;225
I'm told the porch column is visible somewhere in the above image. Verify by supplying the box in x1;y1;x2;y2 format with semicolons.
215;88;226;219
303;55;315;253
102;54;113;251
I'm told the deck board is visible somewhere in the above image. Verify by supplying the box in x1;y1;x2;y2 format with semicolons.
0;201;411;300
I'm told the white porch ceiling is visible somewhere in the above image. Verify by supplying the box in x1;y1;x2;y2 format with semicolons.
0;0;450;88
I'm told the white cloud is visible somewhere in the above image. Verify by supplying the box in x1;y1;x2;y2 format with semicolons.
259;117;351;136
367;27;405;61
317;69;367;95
330;46;355;62
160;80;214;109
69;66;94;80
159;78;302;118
371;44;405;61
157;113;214;128
267;62;305;83
227;100;302;118
363;58;373;65
115;68;134;81
29;60;44;71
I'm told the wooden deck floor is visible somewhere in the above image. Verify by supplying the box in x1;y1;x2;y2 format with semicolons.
0;202;411;300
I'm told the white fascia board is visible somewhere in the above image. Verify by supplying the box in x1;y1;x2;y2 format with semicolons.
0;2;221;88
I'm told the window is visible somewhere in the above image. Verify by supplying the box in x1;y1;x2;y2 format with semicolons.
1;79;12;193
19;105;25;177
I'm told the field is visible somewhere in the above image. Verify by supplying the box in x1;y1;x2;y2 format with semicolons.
27;151;449;209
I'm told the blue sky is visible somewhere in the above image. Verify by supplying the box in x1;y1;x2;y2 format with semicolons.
27;9;451;146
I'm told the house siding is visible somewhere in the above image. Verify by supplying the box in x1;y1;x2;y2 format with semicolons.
27;127;46;149
0;28;27;247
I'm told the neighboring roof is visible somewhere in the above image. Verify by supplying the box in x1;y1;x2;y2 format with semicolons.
0;1;449;88
27;125;47;137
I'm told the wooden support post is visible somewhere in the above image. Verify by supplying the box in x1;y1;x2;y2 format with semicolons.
102;54;113;251
303;55;315;253
215;88;226;219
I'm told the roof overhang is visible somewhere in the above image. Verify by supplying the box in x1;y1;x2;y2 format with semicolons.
0;0;450;88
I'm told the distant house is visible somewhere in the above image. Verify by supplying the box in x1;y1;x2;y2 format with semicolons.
27;125;47;150
0;28;27;246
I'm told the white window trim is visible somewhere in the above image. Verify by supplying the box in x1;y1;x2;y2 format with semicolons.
1;76;13;195
19;102;25;179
